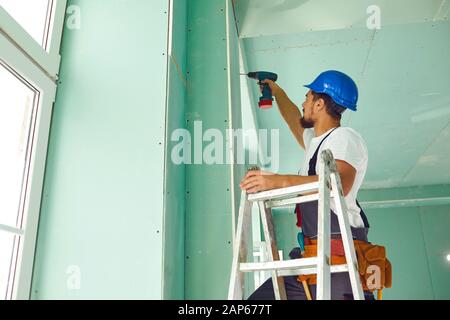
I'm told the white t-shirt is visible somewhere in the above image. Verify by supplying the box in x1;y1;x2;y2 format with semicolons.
299;127;368;228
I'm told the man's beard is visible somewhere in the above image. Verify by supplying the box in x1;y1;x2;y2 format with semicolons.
300;117;314;129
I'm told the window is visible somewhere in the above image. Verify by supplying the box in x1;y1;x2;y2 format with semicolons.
0;62;39;299
0;0;66;299
0;0;55;50
0;230;21;300
0;62;38;229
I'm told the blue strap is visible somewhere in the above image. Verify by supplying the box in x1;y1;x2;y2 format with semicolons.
308;128;339;176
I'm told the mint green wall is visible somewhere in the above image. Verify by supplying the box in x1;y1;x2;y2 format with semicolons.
163;0;187;299
360;185;450;299
31;0;170;299
185;0;243;299
419;206;450;299
228;1;246;221
273;184;450;300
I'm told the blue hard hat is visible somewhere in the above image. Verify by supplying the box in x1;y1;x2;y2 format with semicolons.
304;70;359;111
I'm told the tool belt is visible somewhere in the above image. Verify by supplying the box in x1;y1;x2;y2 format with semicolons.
297;238;392;292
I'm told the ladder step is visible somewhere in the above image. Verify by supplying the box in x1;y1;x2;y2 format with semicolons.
240;258;318;272
240;259;349;275
278;264;349;277
248;182;319;202
267;193;327;209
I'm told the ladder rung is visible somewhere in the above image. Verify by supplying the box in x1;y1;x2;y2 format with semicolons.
247;182;319;202
240;258;318;272
278;264;349;277
240;260;349;275
267;193;327;209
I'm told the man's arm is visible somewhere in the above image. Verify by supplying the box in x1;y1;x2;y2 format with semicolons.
335;160;357;196
240;160;356;196
263;80;306;150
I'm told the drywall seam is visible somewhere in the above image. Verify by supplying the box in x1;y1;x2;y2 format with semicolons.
161;0;172;299
418;209;436;299
401;120;450;183
360;196;450;209
433;0;448;21
170;54;187;88
252;38;373;54
226;0;237;242
238;39;269;168
230;0;241;38
360;29;377;79
271;196;450;213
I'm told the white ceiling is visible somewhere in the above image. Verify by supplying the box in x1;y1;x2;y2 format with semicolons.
235;0;449;37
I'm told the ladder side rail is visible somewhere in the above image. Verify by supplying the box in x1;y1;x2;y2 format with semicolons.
228;191;253;300
258;201;287;300
230;149;366;300
328;171;365;299
316;150;332;300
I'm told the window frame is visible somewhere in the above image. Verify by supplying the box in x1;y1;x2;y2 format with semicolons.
0;0;66;79
0;0;67;299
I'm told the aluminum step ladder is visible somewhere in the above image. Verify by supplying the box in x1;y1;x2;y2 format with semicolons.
228;149;365;300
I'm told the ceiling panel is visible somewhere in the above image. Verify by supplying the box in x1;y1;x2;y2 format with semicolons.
403;122;450;185
355;20;450;187
234;0;449;38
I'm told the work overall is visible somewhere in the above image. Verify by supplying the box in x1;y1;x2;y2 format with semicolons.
248;128;373;300
298;128;370;242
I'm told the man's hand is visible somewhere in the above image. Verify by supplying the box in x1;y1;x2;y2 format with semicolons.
240;170;280;194
261;79;283;98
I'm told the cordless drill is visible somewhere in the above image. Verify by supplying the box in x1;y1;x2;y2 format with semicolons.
244;71;278;109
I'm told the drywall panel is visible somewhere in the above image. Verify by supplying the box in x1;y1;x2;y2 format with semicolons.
366;206;434;299
419;206;450;299
359;184;450;202
31;0;169;299
358;185;450;299
235;0;449;38
272;208;299;260
163;0;188;300
357;21;450;188
185;0;238;299
403;122;450;186
228;0;245;224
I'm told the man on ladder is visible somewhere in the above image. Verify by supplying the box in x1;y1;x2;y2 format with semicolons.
240;70;379;300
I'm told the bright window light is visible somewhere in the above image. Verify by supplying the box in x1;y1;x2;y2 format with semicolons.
0;0;64;300
447;254;450;262
0;0;54;50
0;232;20;300
0;61;37;300
0;62;37;229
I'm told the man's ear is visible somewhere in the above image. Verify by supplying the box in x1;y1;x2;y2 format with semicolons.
314;98;326;112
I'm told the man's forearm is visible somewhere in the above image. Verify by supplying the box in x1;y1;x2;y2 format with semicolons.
274;89;301;121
